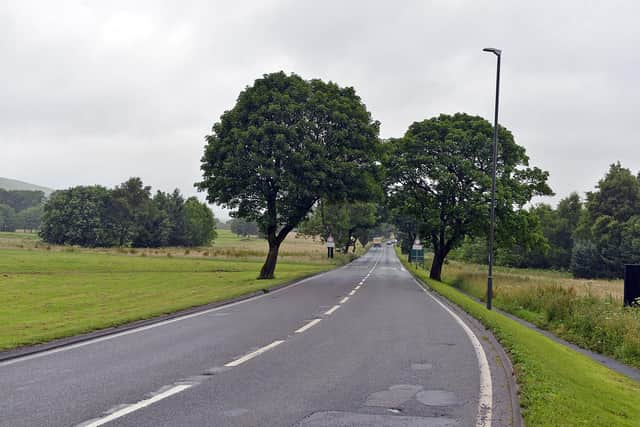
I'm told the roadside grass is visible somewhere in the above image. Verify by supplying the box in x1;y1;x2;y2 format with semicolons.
426;255;640;369
0;230;347;351
397;249;640;426
0;229;353;264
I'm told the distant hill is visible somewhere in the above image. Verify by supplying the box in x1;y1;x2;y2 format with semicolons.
0;177;54;195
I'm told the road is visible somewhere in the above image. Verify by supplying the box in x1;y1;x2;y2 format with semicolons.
0;246;517;427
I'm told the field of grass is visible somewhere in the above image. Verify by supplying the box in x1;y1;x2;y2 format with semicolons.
421;255;640;369
0;230;349;351
398;249;640;426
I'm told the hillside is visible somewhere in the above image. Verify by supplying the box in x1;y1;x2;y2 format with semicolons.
0;177;54;195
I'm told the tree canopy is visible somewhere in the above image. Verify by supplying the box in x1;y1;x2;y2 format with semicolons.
197;71;382;278
40;178;217;248
571;163;640;278
387;113;552;280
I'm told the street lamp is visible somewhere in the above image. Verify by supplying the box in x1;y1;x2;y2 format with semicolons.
483;47;501;310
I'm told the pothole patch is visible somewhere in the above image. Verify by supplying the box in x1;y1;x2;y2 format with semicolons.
223;408;249;417
365;384;423;407
416;390;461;407
411;363;433;371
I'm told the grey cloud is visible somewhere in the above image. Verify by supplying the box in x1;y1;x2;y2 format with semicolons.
2;0;640;220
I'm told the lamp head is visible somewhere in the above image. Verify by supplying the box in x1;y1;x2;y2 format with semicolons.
483;47;502;56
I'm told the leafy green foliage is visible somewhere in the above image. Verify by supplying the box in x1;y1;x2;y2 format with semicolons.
184;197;217;246
40;186;117;246
229;218;259;237
0;204;18;232
16;205;44;232
0;189;45;212
387;113;552;280
298;200;379;252
197;71;382;278
572;163;640;278
40;179;216;247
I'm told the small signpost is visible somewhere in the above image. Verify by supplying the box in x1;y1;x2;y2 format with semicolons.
326;235;335;259
411;238;424;269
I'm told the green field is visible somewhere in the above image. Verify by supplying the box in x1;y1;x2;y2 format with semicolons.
0;230;345;351
398;249;640;426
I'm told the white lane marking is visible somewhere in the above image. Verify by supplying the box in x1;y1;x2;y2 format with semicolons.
324;305;340;315
0;267;341;367
359;280;364;285
349;290;356;296
413;279;493;427
355;285;361;290
294;318;321;334
83;384;192;427
340;297;349;304
224;340;284;367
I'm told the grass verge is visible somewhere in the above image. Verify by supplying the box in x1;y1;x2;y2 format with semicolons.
397;248;640;426
0;239;341;351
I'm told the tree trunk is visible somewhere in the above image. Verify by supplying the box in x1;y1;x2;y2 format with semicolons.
429;249;445;281
259;238;281;279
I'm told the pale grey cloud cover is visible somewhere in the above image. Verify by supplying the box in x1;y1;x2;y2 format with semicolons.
2;0;639;219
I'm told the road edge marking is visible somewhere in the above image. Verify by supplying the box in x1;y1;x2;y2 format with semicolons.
413;279;493;427
224;340;284;367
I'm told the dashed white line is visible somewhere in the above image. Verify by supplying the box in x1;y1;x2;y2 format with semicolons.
295;319;321;334
224;340;284;367
349;290;356;296
83;384;192;427
355;285;361;290
340;297;349;304
324;305;340;315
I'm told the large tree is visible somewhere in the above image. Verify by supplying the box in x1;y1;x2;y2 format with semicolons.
197;72;381;278
387;113;552;280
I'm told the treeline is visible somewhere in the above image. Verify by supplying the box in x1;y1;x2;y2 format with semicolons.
451;162;640;279
0;189;45;232
297;200;387;252
40;177;217;247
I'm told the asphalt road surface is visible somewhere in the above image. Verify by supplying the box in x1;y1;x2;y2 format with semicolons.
1;246;518;427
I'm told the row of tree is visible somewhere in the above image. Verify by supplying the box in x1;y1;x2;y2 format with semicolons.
196;72;550;279
0;189;46;232
449;163;640;279
40;178;217;247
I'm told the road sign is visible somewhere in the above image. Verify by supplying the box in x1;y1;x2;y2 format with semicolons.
326;235;335;248
411;238;424;268
326;235;335;259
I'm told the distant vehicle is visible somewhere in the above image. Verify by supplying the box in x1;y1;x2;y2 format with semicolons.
373;237;382;248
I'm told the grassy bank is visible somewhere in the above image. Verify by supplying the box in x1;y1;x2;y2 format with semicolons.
397;249;640;426
435;256;640;369
0;230;345;351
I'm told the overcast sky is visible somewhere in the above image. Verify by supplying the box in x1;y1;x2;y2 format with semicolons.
3;1;639;220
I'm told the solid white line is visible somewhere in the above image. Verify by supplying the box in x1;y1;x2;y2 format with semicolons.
224;340;284;367
294;318;321;334
324;305;340;315
413;279;493;426
84;384;192;427
0;267;341;368
349;290;356;296
340;297;349;304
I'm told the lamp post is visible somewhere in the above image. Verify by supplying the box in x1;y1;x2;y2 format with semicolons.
483;47;501;310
